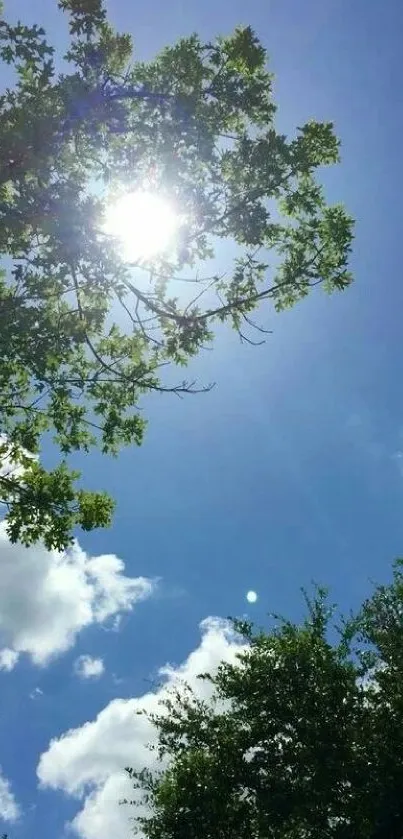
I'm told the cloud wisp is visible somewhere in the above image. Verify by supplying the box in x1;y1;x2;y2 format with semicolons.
74;655;105;680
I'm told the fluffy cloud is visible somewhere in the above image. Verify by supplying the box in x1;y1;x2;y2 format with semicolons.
0;768;20;823
38;618;244;839
74;655;105;679
0;522;155;668
0;647;19;671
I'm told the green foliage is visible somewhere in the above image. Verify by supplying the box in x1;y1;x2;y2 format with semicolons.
127;562;403;839
0;0;354;548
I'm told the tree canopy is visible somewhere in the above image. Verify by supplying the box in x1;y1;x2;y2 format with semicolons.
0;0;354;548
127;561;403;839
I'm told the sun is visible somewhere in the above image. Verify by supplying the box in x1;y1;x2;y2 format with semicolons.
103;190;179;263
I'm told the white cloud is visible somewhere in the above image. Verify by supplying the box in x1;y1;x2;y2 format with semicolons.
38;617;244;839
0;768;20;824
0;522;155;667
74;656;105;680
0;647;19;671
29;687;44;700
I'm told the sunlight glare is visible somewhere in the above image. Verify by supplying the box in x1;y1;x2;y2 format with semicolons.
103;190;179;262
246;590;258;604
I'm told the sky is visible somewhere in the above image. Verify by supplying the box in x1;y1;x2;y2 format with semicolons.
1;0;403;837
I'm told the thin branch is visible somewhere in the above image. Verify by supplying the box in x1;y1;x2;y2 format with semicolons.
71;264;210;395
197;276;325;323
242;314;273;335
125;263;226;286
238;331;265;347
183;276;218;315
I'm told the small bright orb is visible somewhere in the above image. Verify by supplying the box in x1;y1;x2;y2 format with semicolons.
103;190;179;262
246;590;258;604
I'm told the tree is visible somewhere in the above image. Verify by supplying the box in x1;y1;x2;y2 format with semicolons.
0;0;354;548
127;561;403;839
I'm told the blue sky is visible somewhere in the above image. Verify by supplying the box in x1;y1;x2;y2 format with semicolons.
1;0;403;837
